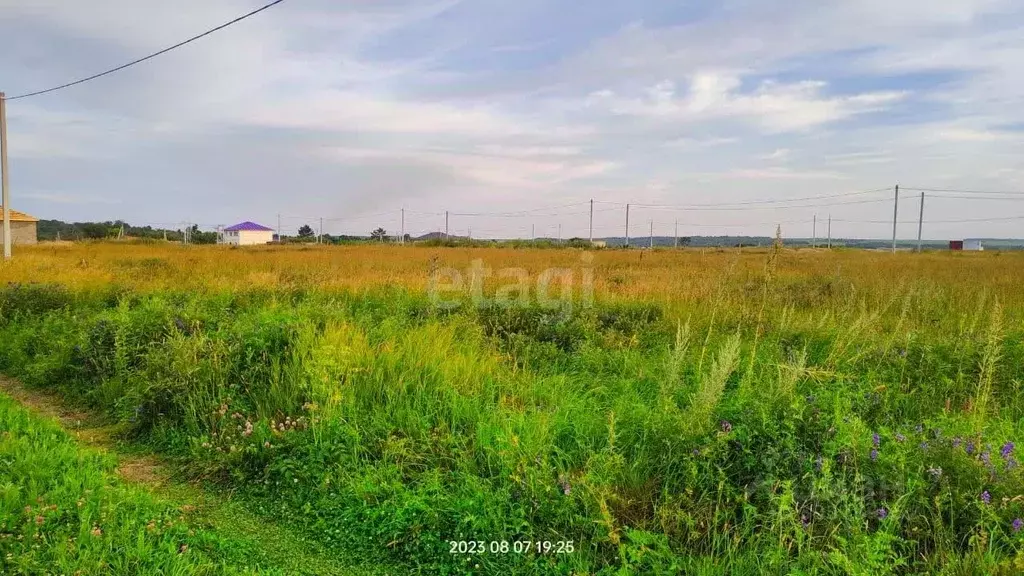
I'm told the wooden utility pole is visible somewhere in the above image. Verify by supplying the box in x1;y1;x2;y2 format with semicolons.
827;215;832;249
445;211;449;240
1;93;11;259
400;208;405;245
319;217;323;244
649;220;654;249
892;184;899;254
557;223;561;244
674;220;679;248
812;214;817;248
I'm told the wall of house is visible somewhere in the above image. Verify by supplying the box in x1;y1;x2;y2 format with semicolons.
237;230;273;246
0;222;38;245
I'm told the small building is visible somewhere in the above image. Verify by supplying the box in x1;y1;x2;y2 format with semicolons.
0;207;39;245
964;239;984;251
949;240;964;251
219;221;274;246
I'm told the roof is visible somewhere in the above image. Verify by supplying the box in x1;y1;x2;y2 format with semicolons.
224;221;274;232
0;207;39;222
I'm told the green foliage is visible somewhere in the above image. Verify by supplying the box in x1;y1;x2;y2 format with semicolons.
2;263;1024;573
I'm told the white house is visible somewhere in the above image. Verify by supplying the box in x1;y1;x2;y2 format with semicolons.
964;239;985;251
219;221;275;246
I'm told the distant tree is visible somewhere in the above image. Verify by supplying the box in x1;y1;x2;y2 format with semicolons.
297;224;315;238
370;227;387;241
678;237;692;247
189;224;218;244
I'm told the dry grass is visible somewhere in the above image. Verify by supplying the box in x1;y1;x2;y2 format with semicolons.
4;242;1024;310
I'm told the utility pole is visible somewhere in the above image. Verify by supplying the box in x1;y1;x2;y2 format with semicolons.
557;223;561;244
531;223;535;242
1;92;11;259
649;220;654;249
445;211;449;240
827;215;832;249
589;199;594;244
892;184;900;254
401;208;405;245
625;203;630;248
319;217;323;244
917;191;925;253
277;213;281;242
812;214;817;248
674;220;679;248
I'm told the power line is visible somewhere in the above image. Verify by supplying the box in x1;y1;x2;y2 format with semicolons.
593;187;891;209
901;189;1024;198
2;0;288;101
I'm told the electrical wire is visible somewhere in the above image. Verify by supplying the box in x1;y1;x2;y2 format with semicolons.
2;0;288;101
593;187;892;209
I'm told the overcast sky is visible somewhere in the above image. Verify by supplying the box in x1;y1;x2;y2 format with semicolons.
2;0;1024;239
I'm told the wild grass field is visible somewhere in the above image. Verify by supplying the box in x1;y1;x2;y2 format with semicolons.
2;241;1024;574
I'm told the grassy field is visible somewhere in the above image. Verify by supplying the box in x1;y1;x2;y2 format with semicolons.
2;241;1024;574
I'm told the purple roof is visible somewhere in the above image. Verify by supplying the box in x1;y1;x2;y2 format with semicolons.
224;221;274;232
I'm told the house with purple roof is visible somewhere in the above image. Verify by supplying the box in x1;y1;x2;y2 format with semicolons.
218;221;275;246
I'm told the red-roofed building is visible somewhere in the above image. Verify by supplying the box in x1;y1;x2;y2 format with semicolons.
218;221;274;246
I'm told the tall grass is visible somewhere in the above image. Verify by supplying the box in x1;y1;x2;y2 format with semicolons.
1;244;1024;573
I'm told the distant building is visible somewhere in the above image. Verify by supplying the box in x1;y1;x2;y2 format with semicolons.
219;221;274;246
949;240;964;251
964;239;984;251
0;207;39;245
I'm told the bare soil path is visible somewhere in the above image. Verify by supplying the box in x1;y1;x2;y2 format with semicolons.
0;376;392;576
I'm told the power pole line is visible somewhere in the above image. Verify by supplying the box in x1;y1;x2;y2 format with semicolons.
827;214;832;249
812;214;817;248
589;199;594;244
625;203;630;248
400;208;405;245
531;223;535;242
892;184;900;254
917;191;925;253
674;220;679;248
445;210;449;240
277;213;281;242
1;92;11;259
318;217;323;244
649;220;654;249
557;223;561;244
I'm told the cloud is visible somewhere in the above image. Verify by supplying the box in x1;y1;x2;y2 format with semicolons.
1;0;1024;240
590;74;907;132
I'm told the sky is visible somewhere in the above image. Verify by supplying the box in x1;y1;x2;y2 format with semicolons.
2;0;1024;240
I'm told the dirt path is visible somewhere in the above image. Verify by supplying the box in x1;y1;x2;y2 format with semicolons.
0;376;391;576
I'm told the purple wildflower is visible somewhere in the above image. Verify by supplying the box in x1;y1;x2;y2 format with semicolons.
720;420;733;433
801;514;810;528
966;441;976;455
981;491;992;505
877;508;888;520
952;437;962;449
1007;457;1018;470
872;433;881;448
1002;442;1015;460
919;442;929;451
982;451;992;466
1014;518;1023;533
557;475;571;496
895;433;906;443
870;449;879;462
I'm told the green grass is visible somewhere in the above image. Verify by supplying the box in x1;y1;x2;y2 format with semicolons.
3;255;1024;573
